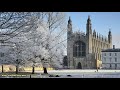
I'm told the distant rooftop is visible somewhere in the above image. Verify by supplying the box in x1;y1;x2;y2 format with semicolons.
102;48;120;52
102;45;120;52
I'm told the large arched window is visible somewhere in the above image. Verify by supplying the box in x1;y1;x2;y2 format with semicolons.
73;41;86;57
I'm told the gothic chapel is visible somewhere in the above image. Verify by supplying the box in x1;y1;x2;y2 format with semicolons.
67;16;112;69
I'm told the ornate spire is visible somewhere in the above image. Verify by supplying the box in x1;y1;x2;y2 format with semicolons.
67;16;72;35
97;33;98;38
109;28;111;35
94;30;96;37
68;16;72;24
86;15;92;35
87;15;91;24
108;28;112;44
88;15;90;20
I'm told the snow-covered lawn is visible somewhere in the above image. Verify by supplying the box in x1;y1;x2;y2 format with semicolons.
36;69;120;78
1;69;120;78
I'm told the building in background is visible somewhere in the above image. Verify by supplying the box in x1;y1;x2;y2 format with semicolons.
67;16;112;69
102;45;120;69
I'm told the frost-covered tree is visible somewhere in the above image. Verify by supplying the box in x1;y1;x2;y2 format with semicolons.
0;12;41;39
0;12;67;74
35;12;67;72
0;12;42;73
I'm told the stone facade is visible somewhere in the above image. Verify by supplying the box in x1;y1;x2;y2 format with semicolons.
102;46;120;69
67;16;112;69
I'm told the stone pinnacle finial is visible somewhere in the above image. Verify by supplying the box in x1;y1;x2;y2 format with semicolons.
69;16;71;20
69;16;71;21
108;28;111;35
88;15;90;19
87;15;91;24
68;16;72;23
97;33;99;38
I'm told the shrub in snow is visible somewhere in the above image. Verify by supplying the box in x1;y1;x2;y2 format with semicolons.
55;75;60;77
67;75;72;77
49;75;54;77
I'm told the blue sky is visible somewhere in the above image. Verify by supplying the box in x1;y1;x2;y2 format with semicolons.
66;12;120;48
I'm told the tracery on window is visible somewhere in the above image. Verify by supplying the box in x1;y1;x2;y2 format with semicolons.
73;41;86;57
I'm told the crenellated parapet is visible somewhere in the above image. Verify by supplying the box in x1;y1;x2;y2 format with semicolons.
73;31;86;37
92;30;109;43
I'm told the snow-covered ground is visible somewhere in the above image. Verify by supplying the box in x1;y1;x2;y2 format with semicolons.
1;69;120;78
35;69;120;78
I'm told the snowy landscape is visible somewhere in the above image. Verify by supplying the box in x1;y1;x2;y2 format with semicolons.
1;69;120;78
0;12;66;76
1;12;120;78
36;70;120;78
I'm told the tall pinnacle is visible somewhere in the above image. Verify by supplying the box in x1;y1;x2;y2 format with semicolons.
68;16;72;24
87;15;91;24
109;28;111;35
88;15;90;20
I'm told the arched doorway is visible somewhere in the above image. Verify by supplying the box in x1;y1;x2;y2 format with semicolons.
77;62;82;69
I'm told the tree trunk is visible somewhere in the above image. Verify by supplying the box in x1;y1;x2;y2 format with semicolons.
32;66;35;74
16;65;19;74
2;65;3;73
43;67;48;74
97;68;98;72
